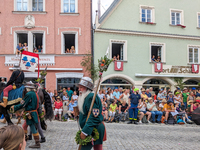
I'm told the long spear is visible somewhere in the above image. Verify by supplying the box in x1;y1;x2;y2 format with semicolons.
78;53;112;150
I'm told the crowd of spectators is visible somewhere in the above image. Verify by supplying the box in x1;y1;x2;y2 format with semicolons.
98;86;199;125
46;86;199;125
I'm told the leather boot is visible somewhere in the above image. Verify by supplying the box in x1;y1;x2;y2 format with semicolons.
16;117;21;125
127;120;133;124
0;118;6;124
0;98;8;108
29;135;40;148
25;134;28;141
28;135;32;140
40;137;46;143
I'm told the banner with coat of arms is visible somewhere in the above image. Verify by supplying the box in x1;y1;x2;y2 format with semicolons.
20;51;40;77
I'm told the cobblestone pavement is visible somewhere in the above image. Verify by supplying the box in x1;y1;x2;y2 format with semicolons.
0;119;200;150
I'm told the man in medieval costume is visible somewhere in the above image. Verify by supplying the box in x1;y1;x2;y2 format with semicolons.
0;63;24;124
78;77;105;150
11;82;41;148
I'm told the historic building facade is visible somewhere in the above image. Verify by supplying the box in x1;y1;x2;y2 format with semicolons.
0;0;92;91
94;0;200;92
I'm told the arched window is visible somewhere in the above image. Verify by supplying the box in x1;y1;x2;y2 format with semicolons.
143;79;169;85
184;79;199;85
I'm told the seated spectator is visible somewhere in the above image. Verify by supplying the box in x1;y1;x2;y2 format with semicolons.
138;98;151;124
163;100;176;124
53;96;63;121
159;99;167;111
119;100;128;122
38;45;42;52
156;56;161;62
72;91;78;105
151;55;156;62
23;43;28;51
63;92;69;101
116;54;120;60
98;89;105;100
0;125;26;150
174;92;182;104
65;48;70;53
106;90;112;108
67;99;77;121
157;89;166;102
187;100;193;113
113;56;117;61
101;99;108;121
70;46;75;53
147;97;163;123
141;89;148;102
107;100;117;123
190;97;200;112
16;43;23;57
175;101;192;124
149;87;155;98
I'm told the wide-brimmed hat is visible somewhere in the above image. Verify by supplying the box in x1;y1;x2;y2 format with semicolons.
57;96;61;99
141;89;146;92
25;81;36;89
174;101;180;104
187;100;194;105
175;92;180;95
183;87;187;90
148;97;153;101
13;63;21;70
162;99;167;103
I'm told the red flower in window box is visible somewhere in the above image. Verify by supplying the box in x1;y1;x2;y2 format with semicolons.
177;24;186;28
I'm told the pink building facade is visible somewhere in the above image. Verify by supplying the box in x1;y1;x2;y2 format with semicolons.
0;0;92;91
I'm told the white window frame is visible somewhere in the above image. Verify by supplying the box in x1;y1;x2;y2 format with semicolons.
187;45;200;64
14;0;45;11
61;31;78;54
32;0;44;11
197;12;200;28
14;30;46;54
140;5;155;23
149;42;166;63
61;0;78;13
170;9;184;25
110;39;127;61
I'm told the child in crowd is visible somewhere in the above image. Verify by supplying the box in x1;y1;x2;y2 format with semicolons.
107;99;117;123
101;99;108;121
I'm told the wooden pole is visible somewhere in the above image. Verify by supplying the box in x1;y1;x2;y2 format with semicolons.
78;76;102;150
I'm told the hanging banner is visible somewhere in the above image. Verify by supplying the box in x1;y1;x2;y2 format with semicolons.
192;64;199;73
155;63;163;72
114;61;123;71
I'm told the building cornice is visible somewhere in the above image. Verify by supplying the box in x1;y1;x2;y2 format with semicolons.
95;28;200;40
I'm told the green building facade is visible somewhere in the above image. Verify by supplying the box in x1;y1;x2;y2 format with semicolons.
94;0;200;92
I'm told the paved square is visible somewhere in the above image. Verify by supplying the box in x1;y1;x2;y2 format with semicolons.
0;119;199;150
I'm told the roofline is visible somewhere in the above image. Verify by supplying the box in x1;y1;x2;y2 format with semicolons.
98;0;122;26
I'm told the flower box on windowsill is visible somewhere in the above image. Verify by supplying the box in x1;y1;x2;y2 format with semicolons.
139;21;156;25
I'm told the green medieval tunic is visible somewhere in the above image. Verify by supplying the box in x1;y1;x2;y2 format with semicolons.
79;92;105;145
14;91;39;125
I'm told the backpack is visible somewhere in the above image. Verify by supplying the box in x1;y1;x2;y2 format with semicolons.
167;116;176;125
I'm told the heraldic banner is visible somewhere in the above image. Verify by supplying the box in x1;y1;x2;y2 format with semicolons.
20;51;40;77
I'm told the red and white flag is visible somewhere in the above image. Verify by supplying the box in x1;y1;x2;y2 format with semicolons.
20;51;40;76
155;63;163;72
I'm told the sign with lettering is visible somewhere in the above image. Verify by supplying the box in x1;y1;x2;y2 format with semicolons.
153;65;200;74
5;55;55;66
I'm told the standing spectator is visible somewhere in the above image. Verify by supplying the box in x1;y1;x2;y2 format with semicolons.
47;89;54;107
67;99;77;121
38;45;42;52
127;88;141;124
72;91;78;105
53;96;63;121
192;87;197;97
63;92;69;101
59;88;66;100
53;90;59;102
107;100;117;123
113;87;121;103
187;92;195;105
145;89;151;98
195;88;200;97
106;90;112;108
66;87;73;101
151;55;156;62
141;89;148;102
118;100;128;122
147;97;163;123
138;99;151;124
98;90;105;100
182;87;189;108
163;100;176;124
101;99;108;121
119;89;130;104
158;99;167;111
119;87;123;95
1;77;7;84
16;43;23;57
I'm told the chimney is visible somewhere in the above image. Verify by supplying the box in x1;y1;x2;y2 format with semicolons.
98;0;101;19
